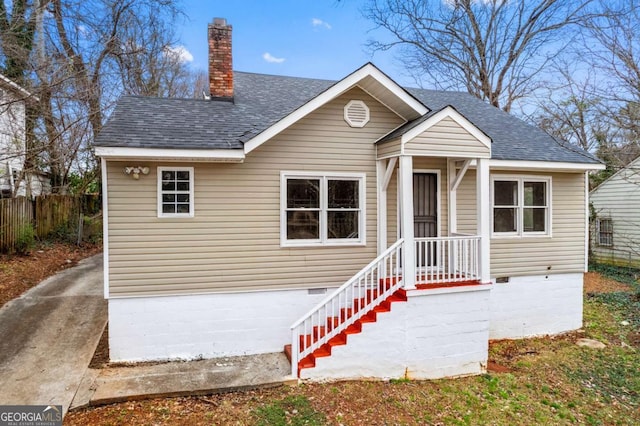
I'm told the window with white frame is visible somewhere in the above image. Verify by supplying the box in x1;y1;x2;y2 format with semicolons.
281;172;365;246
492;177;550;236
158;167;194;217
597;218;613;247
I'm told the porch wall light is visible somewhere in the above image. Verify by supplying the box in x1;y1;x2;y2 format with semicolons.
123;166;150;180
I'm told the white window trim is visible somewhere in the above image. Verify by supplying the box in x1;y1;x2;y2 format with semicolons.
596;217;613;247
157;166;195;218
490;175;552;238
280;171;366;247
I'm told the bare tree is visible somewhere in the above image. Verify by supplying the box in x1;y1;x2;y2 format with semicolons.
586;1;640;104
0;0;35;83
531;62;610;153
574;1;640;179
0;0;193;193
362;0;595;112
583;0;640;143
113;10;198;98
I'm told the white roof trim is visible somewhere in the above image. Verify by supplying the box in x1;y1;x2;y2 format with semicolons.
487;159;605;171
589;155;640;193
401;106;492;149
0;73;36;100
243;63;428;154
354;83;407;121
94;146;245;162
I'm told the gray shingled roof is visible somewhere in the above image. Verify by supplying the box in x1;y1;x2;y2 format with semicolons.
95;70;600;164
95;72;334;150
406;88;599;164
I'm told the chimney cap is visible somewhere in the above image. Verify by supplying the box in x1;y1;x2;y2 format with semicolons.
212;17;228;27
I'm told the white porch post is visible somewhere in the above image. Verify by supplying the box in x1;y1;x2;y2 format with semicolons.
448;159;457;235
377;158;397;255
376;160;387;256
399;155;415;289
476;158;491;283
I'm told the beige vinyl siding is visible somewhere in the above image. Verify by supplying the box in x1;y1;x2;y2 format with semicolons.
107;87;404;297
456;169;478;236
457;170;586;276
404;117;490;158
376;138;401;159
590;162;640;267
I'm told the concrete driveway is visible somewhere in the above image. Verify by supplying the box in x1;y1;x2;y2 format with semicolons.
0;254;106;414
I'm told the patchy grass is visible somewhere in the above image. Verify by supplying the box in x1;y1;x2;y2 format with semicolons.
252;395;326;426
66;271;639;425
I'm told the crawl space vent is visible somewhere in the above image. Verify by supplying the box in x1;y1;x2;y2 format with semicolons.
344;100;370;128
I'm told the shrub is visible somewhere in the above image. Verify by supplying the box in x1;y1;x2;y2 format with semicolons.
82;214;103;244
15;223;36;254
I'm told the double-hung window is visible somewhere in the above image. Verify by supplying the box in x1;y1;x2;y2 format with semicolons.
492;176;550;236
596;218;613;247
158;167;194;217
281;172;365;246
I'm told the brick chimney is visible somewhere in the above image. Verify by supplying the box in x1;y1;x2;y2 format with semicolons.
208;18;233;100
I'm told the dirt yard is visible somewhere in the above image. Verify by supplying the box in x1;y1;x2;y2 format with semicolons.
0;242;102;308
583;271;634;293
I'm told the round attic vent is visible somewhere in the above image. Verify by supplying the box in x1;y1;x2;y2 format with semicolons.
344;100;370;128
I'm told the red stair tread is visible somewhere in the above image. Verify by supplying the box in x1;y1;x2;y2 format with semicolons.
415;280;481;290
284;344;292;362
314;344;332;358
344;323;362;334
328;332;348;346
359;311;377;323
373;303;391;313
295;285;408;376
299;354;316;369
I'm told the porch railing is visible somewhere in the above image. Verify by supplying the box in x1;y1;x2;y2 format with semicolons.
415;236;480;284
289;238;404;377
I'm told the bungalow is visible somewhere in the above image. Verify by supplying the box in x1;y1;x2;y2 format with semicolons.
95;18;604;380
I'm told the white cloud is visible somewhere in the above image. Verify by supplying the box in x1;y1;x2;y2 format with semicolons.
262;52;285;64
311;18;332;30
163;45;194;63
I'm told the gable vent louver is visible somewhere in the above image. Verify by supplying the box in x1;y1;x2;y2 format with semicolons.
344;100;370;128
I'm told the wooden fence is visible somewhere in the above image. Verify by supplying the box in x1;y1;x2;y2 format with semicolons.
35;195;81;238
0;197;34;252
0;194;100;252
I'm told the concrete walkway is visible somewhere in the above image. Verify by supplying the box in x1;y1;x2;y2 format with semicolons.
0;254;106;415
0;253;294;413
71;352;294;407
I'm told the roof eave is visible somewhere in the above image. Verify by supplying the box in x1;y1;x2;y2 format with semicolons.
487;159;605;172
0;73;38;102
94;146;245;163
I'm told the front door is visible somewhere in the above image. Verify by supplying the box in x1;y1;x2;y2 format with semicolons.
413;173;438;238
414;173;438;268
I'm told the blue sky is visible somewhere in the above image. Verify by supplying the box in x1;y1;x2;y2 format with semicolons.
176;0;412;85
